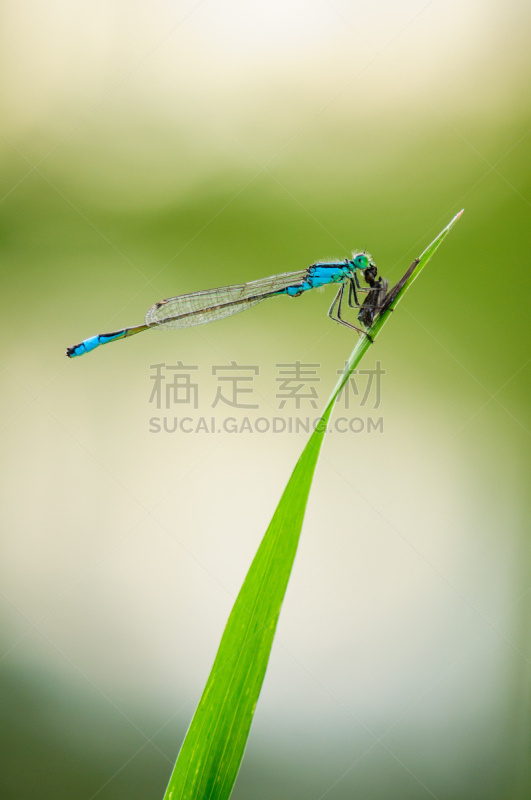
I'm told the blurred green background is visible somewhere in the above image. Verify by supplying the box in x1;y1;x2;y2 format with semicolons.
1;0;530;798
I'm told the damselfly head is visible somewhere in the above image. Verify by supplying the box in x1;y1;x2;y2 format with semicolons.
350;252;375;272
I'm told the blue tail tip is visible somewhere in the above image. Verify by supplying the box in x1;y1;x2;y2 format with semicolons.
66;344;82;358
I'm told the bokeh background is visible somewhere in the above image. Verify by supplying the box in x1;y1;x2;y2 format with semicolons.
1;1;530;798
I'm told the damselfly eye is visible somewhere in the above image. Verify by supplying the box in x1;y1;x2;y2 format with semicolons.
354;254;369;269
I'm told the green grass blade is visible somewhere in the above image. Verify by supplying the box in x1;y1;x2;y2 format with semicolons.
162;210;463;800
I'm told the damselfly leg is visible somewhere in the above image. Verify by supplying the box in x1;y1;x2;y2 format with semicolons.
328;282;372;339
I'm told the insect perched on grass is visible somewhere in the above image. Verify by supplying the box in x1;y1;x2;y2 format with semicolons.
66;253;383;358
356;265;390;329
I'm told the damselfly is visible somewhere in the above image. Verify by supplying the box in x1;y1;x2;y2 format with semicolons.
66;253;379;358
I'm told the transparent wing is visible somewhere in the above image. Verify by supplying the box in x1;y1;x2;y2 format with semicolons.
145;270;309;330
